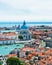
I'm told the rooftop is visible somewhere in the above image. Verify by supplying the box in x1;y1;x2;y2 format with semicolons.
20;47;35;52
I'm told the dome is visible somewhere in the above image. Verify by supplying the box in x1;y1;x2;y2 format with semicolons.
21;21;28;29
21;25;28;29
16;25;20;32
16;25;20;30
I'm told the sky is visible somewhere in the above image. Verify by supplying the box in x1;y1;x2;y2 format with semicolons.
0;0;52;22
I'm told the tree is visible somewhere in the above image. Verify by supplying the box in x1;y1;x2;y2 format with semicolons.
0;63;2;65
18;35;23;40
25;51;29;56
40;25;45;27
6;57;24;65
44;30;48;32
0;60;3;65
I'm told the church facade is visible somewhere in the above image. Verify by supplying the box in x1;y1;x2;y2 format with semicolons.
16;21;31;41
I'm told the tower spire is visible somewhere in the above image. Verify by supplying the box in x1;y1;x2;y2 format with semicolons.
23;20;26;25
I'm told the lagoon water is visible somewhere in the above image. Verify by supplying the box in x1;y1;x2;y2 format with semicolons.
0;22;52;27
0;44;24;56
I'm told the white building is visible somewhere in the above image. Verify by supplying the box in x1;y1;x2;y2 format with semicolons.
0;38;16;45
0;32;18;45
16;21;32;41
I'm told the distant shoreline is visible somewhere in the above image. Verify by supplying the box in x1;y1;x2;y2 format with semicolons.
0;22;52;27
0;22;52;24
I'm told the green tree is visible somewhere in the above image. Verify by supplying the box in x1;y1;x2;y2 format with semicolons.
0;60;3;65
0;64;2;65
40;25;45;27
44;30;48;32
6;57;24;65
18;35;23;40
25;51;30;56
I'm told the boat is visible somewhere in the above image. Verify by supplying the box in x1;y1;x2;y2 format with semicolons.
16;45;20;46
5;46;8;49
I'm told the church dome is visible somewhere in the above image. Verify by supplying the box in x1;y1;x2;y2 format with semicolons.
21;21;28;29
16;25;20;30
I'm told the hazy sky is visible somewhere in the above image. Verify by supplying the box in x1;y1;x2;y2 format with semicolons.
0;0;52;22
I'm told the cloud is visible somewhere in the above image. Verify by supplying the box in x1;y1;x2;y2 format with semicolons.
0;0;52;21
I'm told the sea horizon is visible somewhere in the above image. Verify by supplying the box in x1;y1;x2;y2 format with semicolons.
0;22;52;27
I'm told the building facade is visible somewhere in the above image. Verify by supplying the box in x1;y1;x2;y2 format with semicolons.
16;21;32;41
